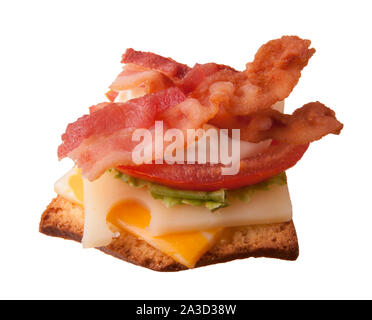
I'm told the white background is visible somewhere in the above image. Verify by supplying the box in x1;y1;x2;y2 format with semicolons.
1;0;371;299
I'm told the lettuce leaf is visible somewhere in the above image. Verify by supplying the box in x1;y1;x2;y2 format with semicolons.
110;170;286;211
227;172;287;202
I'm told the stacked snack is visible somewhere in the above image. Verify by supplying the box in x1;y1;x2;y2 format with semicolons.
40;36;343;271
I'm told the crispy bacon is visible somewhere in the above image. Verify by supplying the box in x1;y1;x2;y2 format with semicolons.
58;36;343;182
110;64;172;93
73;98;221;180
240;102;343;144
69;127;139;180
237;36;316;115
105;89;118;102
192;36;315;117
122;48;191;81
178;63;237;94
89;102;110;114
58;87;186;160
159;98;218;132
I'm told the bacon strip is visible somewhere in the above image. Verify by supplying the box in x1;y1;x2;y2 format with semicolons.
192;36;315;117
240;102;343;144
105;89;118;102
58;87;186;160
110;64;172;93
178;63;237;94
159;98;218;133
70;97;219;180
58;36;343;181
237;35;316;115
122;48;191;81
68;127;143;180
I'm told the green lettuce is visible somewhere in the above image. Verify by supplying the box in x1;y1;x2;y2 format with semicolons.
110;169;286;211
227;172;287;202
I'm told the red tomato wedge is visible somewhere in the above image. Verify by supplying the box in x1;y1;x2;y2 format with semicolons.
117;142;309;191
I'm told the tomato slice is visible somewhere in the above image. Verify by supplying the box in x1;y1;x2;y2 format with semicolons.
117;143;309;191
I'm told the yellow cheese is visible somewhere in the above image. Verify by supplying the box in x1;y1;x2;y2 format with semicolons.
68;169;84;203
106;200;220;268
54;167;83;205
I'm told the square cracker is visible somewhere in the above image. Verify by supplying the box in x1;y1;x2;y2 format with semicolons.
39;196;299;271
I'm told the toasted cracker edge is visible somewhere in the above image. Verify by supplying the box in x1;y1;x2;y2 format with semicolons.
39;196;299;271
